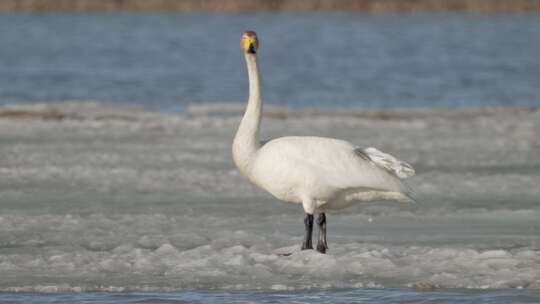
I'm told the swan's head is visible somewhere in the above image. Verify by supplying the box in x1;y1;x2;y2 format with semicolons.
241;31;259;54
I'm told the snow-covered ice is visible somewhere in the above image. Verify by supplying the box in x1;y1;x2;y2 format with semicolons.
0;102;539;291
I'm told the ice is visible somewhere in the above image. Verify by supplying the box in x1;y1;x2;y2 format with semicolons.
0;102;539;291
1;222;539;290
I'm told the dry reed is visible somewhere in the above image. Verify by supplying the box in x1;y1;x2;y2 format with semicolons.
0;0;539;14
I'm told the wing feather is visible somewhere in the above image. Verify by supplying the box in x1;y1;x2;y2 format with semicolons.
358;147;415;179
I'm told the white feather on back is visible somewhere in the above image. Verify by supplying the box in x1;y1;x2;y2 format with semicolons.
361;147;415;179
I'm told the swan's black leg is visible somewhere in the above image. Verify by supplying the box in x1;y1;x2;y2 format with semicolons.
301;213;314;250
316;213;328;254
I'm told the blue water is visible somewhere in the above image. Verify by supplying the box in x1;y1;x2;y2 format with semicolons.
0;14;539;111
1;289;540;304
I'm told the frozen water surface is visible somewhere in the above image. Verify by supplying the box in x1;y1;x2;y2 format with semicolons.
0;102;539;293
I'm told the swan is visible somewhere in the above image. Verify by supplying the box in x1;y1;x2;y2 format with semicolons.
233;31;415;254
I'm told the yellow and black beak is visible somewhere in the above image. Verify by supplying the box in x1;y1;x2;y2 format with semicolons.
242;34;259;54
247;41;257;54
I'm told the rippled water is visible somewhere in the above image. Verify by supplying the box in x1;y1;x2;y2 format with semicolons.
0;14;539;110
2;288;540;304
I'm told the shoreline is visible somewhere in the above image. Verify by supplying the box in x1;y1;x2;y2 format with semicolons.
1;0;540;14
0;101;538;122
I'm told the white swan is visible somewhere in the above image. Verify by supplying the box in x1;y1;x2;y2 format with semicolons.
233;31;415;254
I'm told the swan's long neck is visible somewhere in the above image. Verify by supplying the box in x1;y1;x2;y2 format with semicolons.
233;53;262;175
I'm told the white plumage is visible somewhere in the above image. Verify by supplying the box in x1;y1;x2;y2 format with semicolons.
233;31;415;252
362;147;415;179
249;136;414;214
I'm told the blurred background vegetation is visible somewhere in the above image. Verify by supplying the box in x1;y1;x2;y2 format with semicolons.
1;0;540;13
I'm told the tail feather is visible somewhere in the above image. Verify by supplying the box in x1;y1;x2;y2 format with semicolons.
362;147;415;179
402;181;418;203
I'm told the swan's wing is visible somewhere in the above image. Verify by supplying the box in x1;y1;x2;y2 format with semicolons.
357;147;415;179
255;136;410;195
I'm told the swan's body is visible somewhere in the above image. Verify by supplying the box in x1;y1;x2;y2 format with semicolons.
248;136;412;213
233;31;415;253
